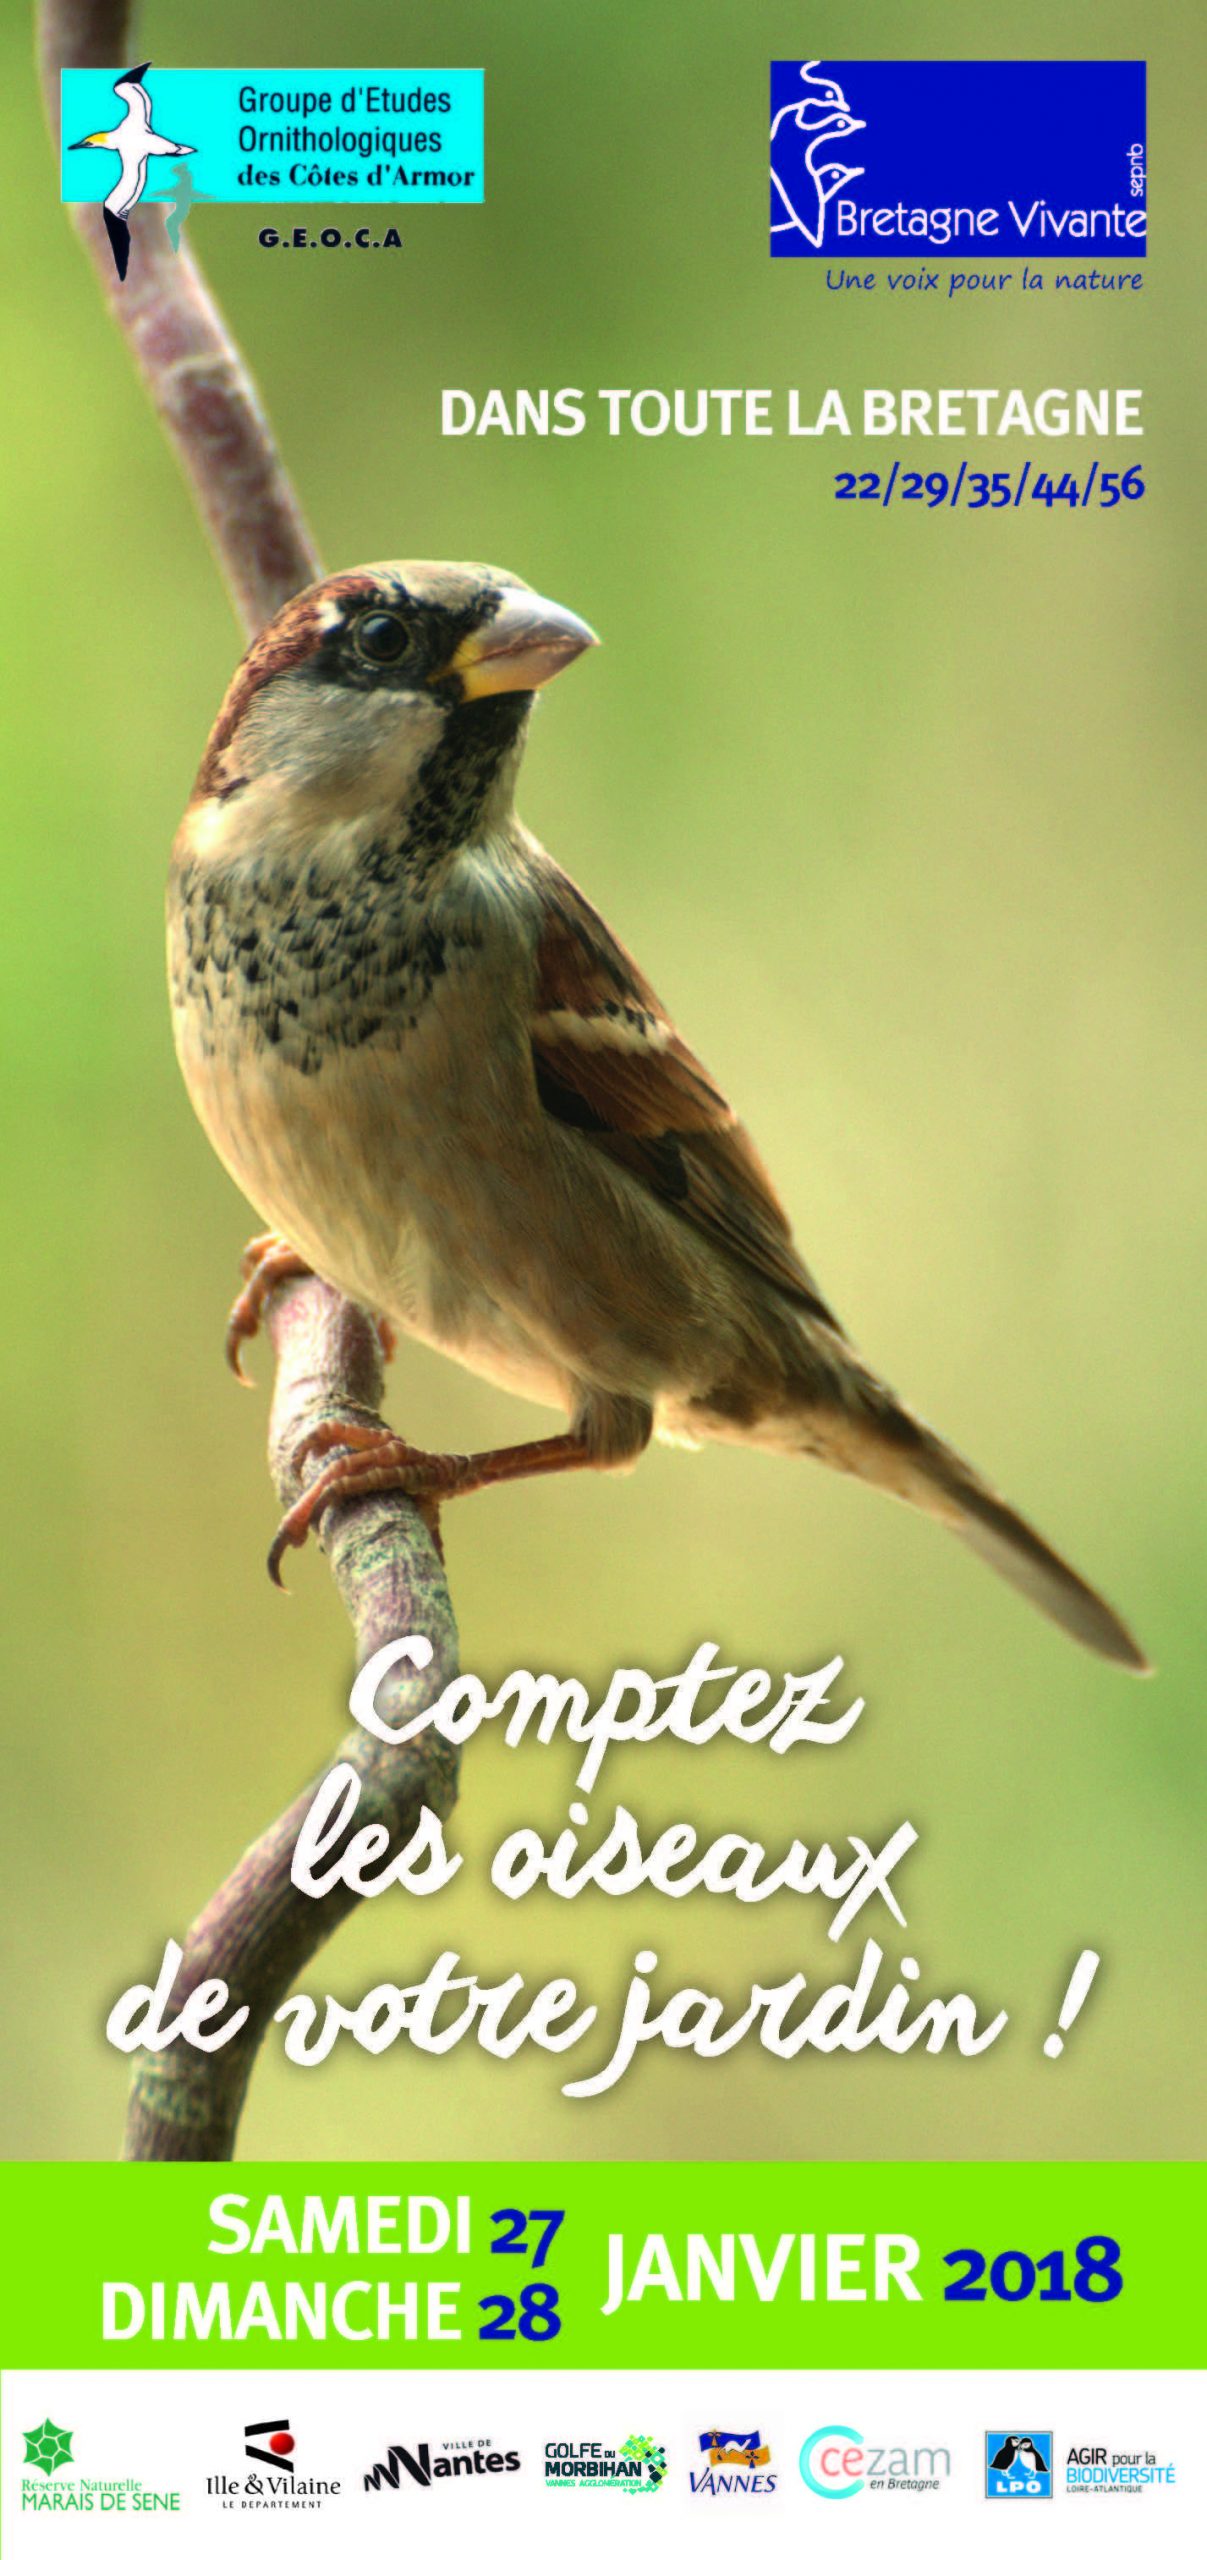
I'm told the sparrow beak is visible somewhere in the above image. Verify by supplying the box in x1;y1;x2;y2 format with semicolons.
446;592;598;699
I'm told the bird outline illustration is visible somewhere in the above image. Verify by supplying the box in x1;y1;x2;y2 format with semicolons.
700;2428;770;2469
69;60;195;281
161;161;215;255
771;60;866;248
770;59;854;143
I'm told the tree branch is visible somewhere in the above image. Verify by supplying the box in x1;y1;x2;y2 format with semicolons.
39;0;317;632
39;1;461;2159
123;1284;459;2160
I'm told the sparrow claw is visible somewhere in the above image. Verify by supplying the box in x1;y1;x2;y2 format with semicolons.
227;1239;394;1382
266;1424;594;1584
289;1415;416;1479
225;1233;312;1381
267;1427;459;1585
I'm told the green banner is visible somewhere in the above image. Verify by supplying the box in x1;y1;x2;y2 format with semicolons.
0;2162;1195;2370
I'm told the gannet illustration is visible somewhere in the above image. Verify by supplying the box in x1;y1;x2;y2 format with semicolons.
771;105;866;247
69;61;194;282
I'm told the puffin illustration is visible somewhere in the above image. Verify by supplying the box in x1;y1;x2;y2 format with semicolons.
991;2435;1049;2475
69;61;194;280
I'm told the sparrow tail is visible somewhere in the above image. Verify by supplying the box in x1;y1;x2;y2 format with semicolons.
803;1382;1151;1672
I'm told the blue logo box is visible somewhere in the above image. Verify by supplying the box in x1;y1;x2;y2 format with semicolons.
771;60;1145;258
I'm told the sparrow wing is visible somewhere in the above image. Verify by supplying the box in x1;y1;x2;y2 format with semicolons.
529;861;843;1330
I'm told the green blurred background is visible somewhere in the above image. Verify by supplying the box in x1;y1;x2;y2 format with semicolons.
3;1;1203;2164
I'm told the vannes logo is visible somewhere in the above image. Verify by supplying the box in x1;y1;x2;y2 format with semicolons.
691;2426;777;2498
364;2437;521;2490
206;2418;341;2510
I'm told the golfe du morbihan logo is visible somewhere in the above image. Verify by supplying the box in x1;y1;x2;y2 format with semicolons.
800;2423;951;2497
770;59;1147;263
22;2418;181;2515
206;2416;340;2510
690;2425;776;2498
544;2436;667;2492
364;2436;521;2490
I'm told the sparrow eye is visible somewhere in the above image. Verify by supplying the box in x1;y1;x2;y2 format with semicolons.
355;611;411;665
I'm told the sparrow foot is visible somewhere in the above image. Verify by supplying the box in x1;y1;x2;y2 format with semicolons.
268;1422;596;1586
225;1233;313;1382
226;1238;397;1381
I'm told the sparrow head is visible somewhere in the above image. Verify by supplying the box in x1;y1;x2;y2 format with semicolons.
192;561;597;851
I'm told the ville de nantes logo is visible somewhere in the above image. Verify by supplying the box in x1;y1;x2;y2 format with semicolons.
985;2432;1054;2500
690;2425;777;2498
770;59;1146;261
22;2418;180;2516
364;2436;521;2490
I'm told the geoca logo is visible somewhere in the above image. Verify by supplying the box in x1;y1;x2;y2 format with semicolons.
799;2424;950;2498
363;2438;520;2490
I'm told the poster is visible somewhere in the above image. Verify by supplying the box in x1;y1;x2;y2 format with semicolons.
3;1;1202;2544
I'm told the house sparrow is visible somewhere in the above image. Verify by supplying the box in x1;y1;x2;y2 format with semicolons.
167;559;1147;1669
